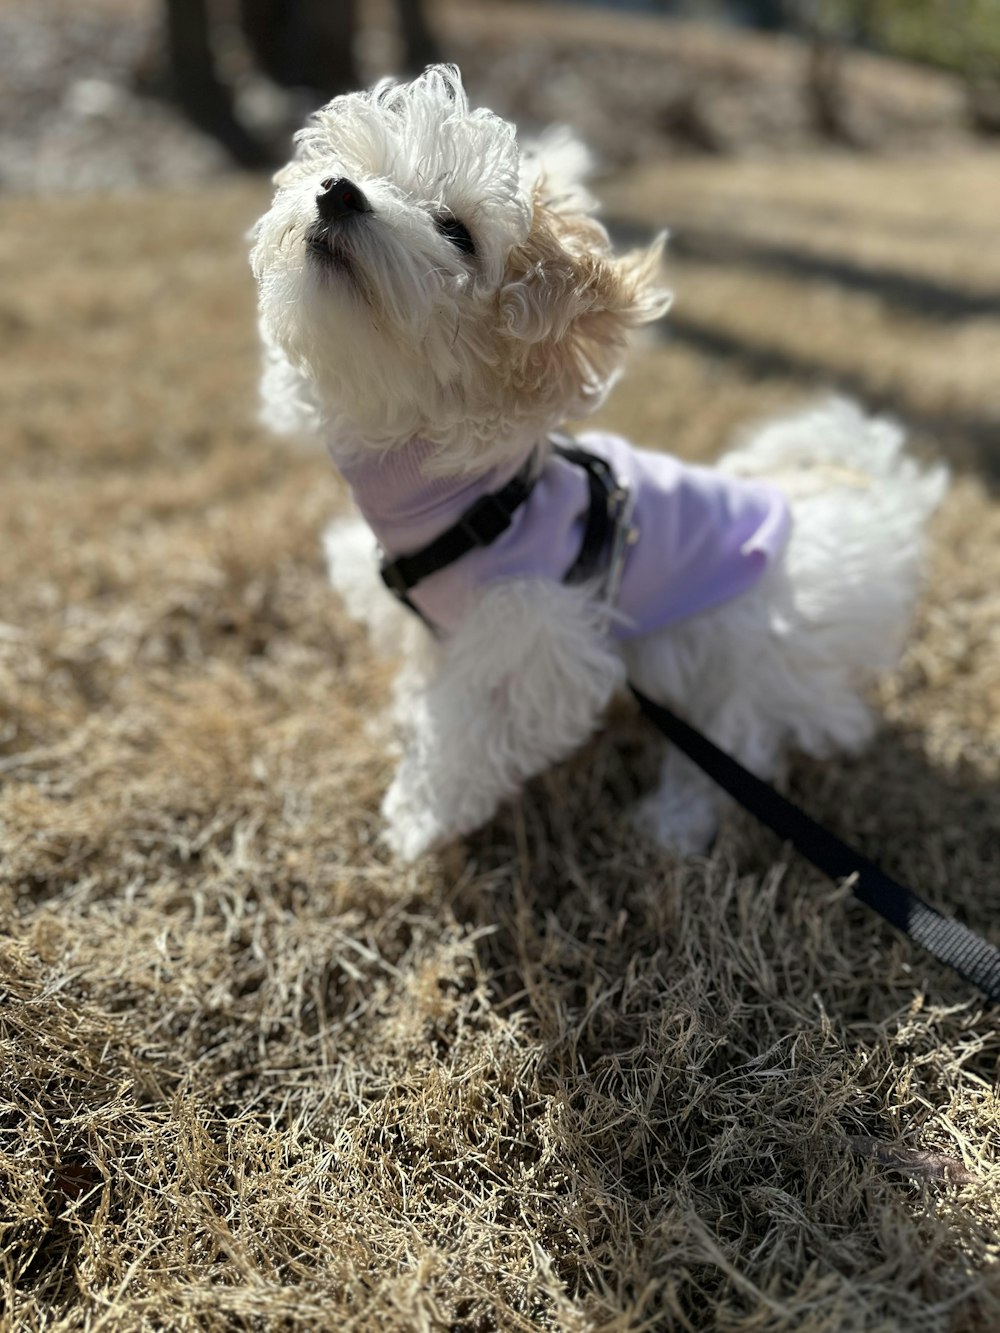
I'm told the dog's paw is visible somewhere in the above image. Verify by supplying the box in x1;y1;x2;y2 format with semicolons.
381;779;448;862
629;791;719;858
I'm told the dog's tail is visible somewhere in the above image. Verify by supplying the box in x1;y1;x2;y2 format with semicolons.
718;395;948;525
723;398;947;690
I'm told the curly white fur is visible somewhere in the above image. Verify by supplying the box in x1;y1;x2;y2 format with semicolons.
626;399;946;851
251;66;946;861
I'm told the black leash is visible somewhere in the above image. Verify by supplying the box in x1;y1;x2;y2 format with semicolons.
632;689;1000;1001
375;437;1000;1002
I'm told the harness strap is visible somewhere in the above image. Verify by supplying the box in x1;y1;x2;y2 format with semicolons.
631;688;1000;1002
553;444;618;583
379;451;539;599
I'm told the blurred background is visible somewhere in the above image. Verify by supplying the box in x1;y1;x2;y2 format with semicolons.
3;0;1000;187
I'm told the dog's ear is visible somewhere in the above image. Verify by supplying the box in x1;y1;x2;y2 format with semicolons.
521;127;596;215
499;204;670;361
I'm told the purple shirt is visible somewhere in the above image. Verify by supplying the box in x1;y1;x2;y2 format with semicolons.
337;430;791;640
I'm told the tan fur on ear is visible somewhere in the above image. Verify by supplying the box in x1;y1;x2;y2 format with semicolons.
497;200;671;422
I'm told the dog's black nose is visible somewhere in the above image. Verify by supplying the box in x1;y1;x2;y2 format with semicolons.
316;177;371;222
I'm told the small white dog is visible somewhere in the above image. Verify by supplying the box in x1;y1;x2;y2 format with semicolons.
250;65;946;861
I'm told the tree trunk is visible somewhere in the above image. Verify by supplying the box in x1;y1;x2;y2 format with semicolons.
395;0;441;74
164;0;271;166
744;0;792;33
239;0;360;99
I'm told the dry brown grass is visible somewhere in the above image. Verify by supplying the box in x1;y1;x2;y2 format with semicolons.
2;155;1000;1331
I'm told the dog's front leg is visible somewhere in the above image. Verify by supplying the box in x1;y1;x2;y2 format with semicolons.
381;579;625;861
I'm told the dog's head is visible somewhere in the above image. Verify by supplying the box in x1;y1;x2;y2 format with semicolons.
250;65;669;471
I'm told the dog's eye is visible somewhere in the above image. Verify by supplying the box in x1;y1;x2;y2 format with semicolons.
434;215;476;257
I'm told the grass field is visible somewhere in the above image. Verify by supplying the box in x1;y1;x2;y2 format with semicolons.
2;150;1000;1330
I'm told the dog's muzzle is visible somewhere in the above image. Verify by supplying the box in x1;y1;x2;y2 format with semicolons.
316;178;372;223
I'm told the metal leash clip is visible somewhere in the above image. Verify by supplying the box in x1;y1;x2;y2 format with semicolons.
600;480;638;612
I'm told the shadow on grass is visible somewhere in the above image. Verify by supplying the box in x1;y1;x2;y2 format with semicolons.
459;716;1000;1006
445;717;1000;1321
666;312;1000;487
671;228;1000;321
609;217;1000;323
606;216;1000;489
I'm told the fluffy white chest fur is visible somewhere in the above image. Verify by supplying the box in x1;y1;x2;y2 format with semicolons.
250;65;946;861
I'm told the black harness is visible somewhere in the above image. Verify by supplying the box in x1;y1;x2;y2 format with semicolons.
378;439;1000;1002
379;438;620;609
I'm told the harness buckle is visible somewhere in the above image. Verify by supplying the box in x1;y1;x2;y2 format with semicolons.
458;493;515;546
